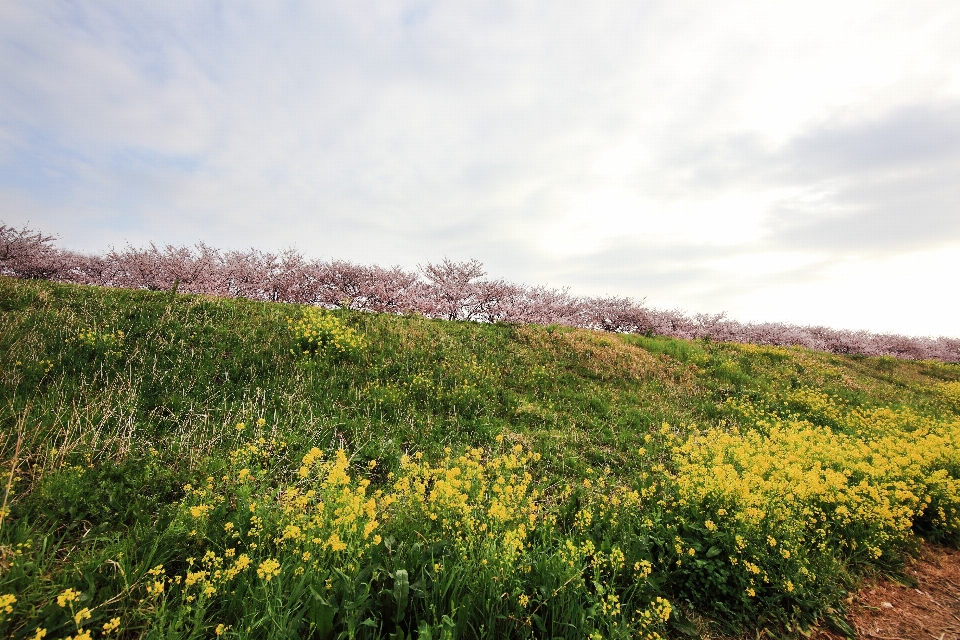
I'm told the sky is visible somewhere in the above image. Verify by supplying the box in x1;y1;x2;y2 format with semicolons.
1;2;959;338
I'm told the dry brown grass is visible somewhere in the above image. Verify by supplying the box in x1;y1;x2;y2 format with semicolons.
513;325;665;382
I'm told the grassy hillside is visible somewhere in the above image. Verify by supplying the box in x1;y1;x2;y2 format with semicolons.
1;276;959;639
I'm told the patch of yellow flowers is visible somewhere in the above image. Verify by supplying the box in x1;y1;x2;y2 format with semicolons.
70;327;124;359
139;385;960;635
673;391;960;598
164;432;674;637
940;380;960;407
0;593;15;616
289;308;365;358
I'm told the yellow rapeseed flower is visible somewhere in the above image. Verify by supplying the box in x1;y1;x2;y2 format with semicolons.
57;589;80;607
102;617;121;634
73;607;91;625
257;558;281;582
189;504;212;518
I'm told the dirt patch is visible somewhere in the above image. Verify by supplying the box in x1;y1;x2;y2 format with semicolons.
816;544;960;639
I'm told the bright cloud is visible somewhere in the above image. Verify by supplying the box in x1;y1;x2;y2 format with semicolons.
1;1;958;336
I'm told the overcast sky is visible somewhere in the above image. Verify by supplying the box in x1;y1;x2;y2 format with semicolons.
2;2;959;337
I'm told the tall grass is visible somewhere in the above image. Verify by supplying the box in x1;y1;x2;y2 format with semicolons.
1;275;959;638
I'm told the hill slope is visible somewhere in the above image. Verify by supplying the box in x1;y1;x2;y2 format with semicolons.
1;276;959;639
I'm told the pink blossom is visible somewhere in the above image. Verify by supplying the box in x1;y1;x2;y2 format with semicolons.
2;223;956;362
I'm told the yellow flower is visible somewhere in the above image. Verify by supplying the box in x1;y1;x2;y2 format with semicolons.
257;558;281;582
230;553;252;575
185;570;208;588
608;546;625;569
189;504;212;518
57;588;81;607
634;560;653;578
30;629;47;640
236;422;246;431
74;607;92;625
325;533;347;552
102;617;121;634
0;593;15;614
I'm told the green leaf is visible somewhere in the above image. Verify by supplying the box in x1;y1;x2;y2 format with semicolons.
668;610;701;638
307;586;338;639
393;569;410;623
824;609;856;639
417;620;433;640
531;613;546;633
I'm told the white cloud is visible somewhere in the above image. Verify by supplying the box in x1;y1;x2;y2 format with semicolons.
1;1;959;335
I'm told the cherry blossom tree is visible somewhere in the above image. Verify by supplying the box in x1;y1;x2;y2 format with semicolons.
2;222;957;363
0;224;66;280
418;258;487;321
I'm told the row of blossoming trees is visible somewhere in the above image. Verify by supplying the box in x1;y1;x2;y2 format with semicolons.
3;223;958;362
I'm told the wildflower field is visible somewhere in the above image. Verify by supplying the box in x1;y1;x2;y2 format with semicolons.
0;276;958;639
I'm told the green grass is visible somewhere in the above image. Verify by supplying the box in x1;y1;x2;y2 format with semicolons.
1;276;959;639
